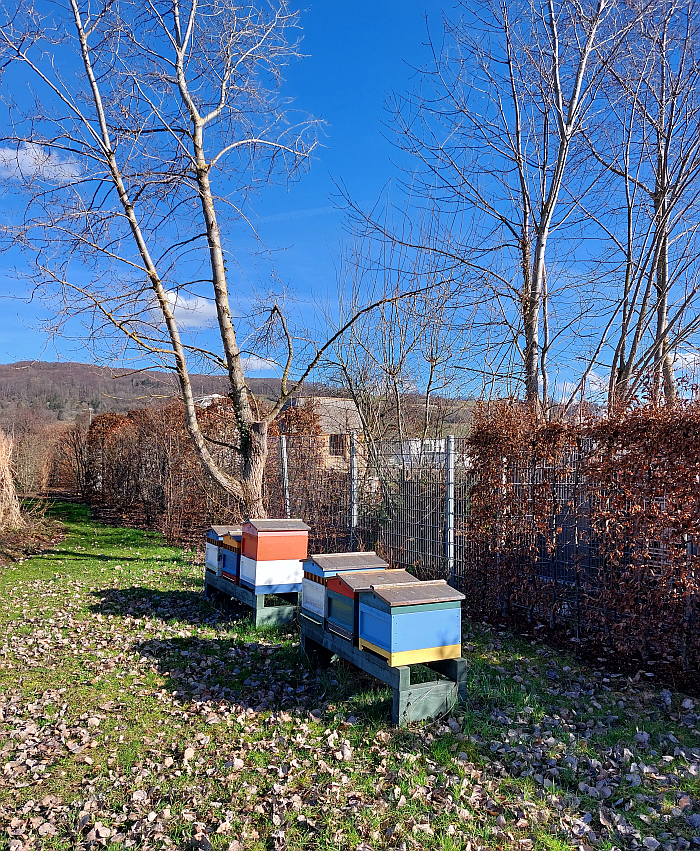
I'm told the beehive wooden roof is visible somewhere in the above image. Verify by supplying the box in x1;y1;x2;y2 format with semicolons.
308;552;388;571
339;568;418;593
208;525;242;537
368;579;465;607
245;519;310;532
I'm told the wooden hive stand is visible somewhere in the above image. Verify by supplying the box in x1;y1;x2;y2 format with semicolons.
205;573;300;628
300;616;468;726
204;518;308;627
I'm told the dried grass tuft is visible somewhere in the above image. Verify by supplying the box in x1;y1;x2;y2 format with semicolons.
0;429;23;532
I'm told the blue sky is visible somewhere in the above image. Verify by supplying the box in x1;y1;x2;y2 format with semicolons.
0;1;440;369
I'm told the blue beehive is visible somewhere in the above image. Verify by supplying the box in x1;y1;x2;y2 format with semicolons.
358;579;465;666
205;526;238;578
221;530;242;583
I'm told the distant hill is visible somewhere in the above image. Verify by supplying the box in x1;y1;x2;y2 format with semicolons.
0;361;323;422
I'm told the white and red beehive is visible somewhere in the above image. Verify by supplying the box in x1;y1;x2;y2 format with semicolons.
239;519;310;595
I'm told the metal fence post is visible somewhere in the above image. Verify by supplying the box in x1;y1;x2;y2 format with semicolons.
446;435;455;585
350;432;358;549
280;435;291;519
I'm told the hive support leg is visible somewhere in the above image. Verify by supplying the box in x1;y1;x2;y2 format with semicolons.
300;630;334;666
426;657;469;705
252;594;296;628
253;593;266;628
394;667;460;726
391;667;412;726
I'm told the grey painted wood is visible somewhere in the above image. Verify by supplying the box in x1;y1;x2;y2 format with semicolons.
337;569;419;594
205;574;299;628
394;677;458;725
369;579;465;607
244;519;310;532
300;616;468;726
307;552;388;571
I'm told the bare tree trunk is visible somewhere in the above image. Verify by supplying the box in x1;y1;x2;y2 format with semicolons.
240;421;268;518
654;227;678;403
653;31;678;405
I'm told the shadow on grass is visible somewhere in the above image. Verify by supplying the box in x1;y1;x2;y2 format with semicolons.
89;583;399;723
89;586;556;731
90;584;242;623
47;549;172;564
121;628;397;725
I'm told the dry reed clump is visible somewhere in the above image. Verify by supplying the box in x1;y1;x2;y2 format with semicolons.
0;429;23;531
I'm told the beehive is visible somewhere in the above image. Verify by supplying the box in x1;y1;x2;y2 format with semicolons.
239;519;310;595
221;530;242;583
205;526;238;578
325;568;419;642
301;552;388;624
358;579;465;666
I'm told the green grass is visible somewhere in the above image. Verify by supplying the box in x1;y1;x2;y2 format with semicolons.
0;501;698;851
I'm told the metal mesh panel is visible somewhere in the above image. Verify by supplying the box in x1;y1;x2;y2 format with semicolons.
258;433;695;657
272;435;353;553
374;439;449;579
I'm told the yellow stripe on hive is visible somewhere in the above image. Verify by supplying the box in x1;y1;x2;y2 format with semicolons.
358;638;462;667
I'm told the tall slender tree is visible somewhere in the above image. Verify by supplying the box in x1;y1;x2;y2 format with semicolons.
380;0;638;414
0;0;431;515
582;0;700;407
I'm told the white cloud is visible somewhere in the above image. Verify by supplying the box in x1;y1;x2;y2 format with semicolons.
0;142;81;183
163;291;220;329
240;355;278;374
559;370;608;402
673;350;700;371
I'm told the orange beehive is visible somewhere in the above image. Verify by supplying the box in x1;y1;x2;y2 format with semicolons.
241;519;309;561
239;519;310;595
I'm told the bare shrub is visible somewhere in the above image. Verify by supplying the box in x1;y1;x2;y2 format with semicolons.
0;429;23;531
52;418;91;497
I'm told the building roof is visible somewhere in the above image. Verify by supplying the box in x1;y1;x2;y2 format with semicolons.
368;579;465;607
244;518;310;532
196;394;226;408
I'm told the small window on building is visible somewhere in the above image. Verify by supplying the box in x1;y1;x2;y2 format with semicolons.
329;434;348;457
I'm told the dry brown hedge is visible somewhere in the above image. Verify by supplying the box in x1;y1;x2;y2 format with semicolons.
459;401;700;673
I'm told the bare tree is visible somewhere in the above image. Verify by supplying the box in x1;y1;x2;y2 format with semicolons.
579;0;700;408
0;0;429;515
328;234;471;471
348;0;643;415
